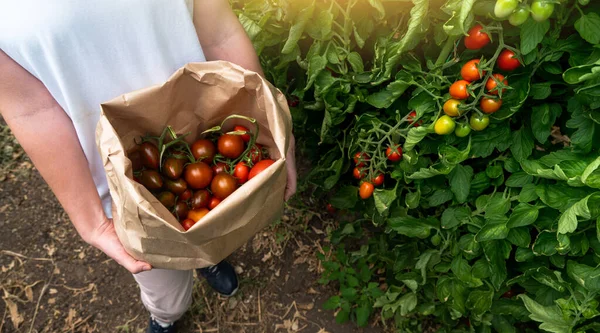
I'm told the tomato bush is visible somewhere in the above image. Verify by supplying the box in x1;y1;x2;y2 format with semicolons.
234;0;600;331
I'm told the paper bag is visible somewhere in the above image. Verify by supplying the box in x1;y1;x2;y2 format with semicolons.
96;61;292;270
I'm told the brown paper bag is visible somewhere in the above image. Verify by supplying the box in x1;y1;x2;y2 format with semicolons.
95;61;292;270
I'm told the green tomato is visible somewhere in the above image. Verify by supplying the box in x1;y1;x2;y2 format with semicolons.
434;115;456;135
455;123;472;137
470;114;490;131
531;1;554;22
579;0;590;5
431;234;442;246
509;5;530;26
495;0;519;19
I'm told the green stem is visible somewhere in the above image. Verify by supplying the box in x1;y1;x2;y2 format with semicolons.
435;36;458;67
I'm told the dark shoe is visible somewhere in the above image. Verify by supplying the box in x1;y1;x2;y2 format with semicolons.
197;260;239;297
146;317;176;333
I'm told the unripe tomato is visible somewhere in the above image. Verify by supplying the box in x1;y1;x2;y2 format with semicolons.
495;0;519;18
386;146;402;162
353;152;370;167
455;123;472;137
461;59;485;82
435;115;456;135
353;167;366;180
359;182;374;199
449;80;471;100
431;234;442;246
497;50;520;71
486;74;508;95
372;173;384;187
443;99;462;117
531;1;554;22
480;97;503;114
470;114;490;131
233;162;250;184
509;5;530;26
233;125;251;143
464;24;491;50
407;111;423;127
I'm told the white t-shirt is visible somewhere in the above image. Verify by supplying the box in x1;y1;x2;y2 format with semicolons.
0;0;206;217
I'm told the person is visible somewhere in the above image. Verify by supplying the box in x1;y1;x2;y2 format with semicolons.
0;1;297;332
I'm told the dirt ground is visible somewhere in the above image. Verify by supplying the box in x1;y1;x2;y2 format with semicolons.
0;122;389;333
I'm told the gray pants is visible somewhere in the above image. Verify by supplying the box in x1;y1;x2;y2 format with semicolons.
134;269;194;323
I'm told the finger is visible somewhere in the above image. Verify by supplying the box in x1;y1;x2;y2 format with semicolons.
113;247;152;274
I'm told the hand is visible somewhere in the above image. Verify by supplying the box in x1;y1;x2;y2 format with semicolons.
285;134;298;201
87;215;152;274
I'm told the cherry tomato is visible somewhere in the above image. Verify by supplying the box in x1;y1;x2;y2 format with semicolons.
218;134;245;159
233;125;251;143
443;99;462;117
449;80;471;100
353;152;370;167
208;197;221;210
174;201;189;221
470;114;490;131
190;190;210;209
407;111;423;127
247;144;263;164
179;189;192;201
162;157;185;180
359;182;374;199
164;178;188;195
353;167;366;180
129;150;143;172
495;0;518;18
455;123;472;138
157;191;176;209
248;159;275;180
211;173;238;200
191;139;216;162
435;115;456;135
234;162;250;184
480;97;503;114
464;24;491;50
326;203;336;214
140;170;163;190
287;96;300;107
184;162;213;189
386;146;402;162
372;173;384;187
181;218;196;231
502;289;516;298
461;59;485;81
531;1;554;22
497;50;520;71
509;5;530;26
486;74;508;95
212;162;230;174
139;142;160;170
187;208;210;223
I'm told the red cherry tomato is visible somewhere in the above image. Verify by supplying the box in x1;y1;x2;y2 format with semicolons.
353;167;366;180
191;139;216;162
181;218;196;231
497;50;520;71
233;125;251;143
208;197;221;210
480;97;503;114
184;162;213;189
407;111;423;127
486;74;508;95
247;144;263;164
449;80;471;100
359;182;374;199
218;134;245;159
461;59;486;81
248;159;275;180
234;162;250;184
464;24;490;50
372;174;384;187
326;203;336;214
386;146;403;162
190;190;210;209
353;152;370;167
179;189;192;201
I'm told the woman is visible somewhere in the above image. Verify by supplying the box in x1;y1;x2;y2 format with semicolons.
0;1;297;332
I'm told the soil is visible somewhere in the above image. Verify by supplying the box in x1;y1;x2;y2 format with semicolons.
0;123;390;333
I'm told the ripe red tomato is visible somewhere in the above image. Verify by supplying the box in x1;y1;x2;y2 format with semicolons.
191;139;216;162
248;159;275;180
353;167;366;180
353;152;370;167
461;59;485;81
449;80;470;100
386;146;402;162
502;289;516;298
372;174;384;187
187;208;210;223
139;142;160;170
247;144;262;164
233;125;251;143
234;162;250;184
497;50;520;71
181;218;196;231
407;111;423;127
208;197;221;210
129;150;143;171
218;134;245;159
464;24;491;50
480;97;503;114
486;74;508;95
326;203;336;214
174;201;189;221
212;162;229;174
211;173;238;200
162;157;185;180
359;182;374;199
164;178;187;195
184;162;213;189
179;189;192;201
190;190;210;209
140;170;163;190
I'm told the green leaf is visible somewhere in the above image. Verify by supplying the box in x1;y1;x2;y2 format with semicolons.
459;234;481;256
330;186;358;209
323;296;340;310
238;14;262;40
405;188;421;209
403;126;432;152
442;0;477;36
531;104;562;144
472;259;491;279
486;164;504;179
515;247;535;262
305;55;328;91
483;240;510;290
476;220;509;241
567;261;600;292
520;18;550;55
397;293;418;316
485;193;511;218
519;184;539;203
511;125;535;162
416;250;439;284
366;76;412;108
373;187;398;215
471;123;511;158
507;203;540;228
518;295;572;333
282;2;315;54
356;304;370;327
507;227;532;248
536;183;595;212
441;206;471;229
428;189;455;206
367;0;386;19
558;192;600;234
467;289;494;316
582;156;600;189
335;308;350;323
532;231;559;256
506;172;534;187
531;82;552;100
575;12;600;44
449;165;473;203
347;52;364;73
388;216;438;239
566;109;596;153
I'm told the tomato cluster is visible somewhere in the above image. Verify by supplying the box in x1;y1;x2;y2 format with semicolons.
495;0;555;25
129;120;274;231
351;145;403;200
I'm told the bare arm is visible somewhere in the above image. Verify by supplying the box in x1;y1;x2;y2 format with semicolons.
0;50;149;273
